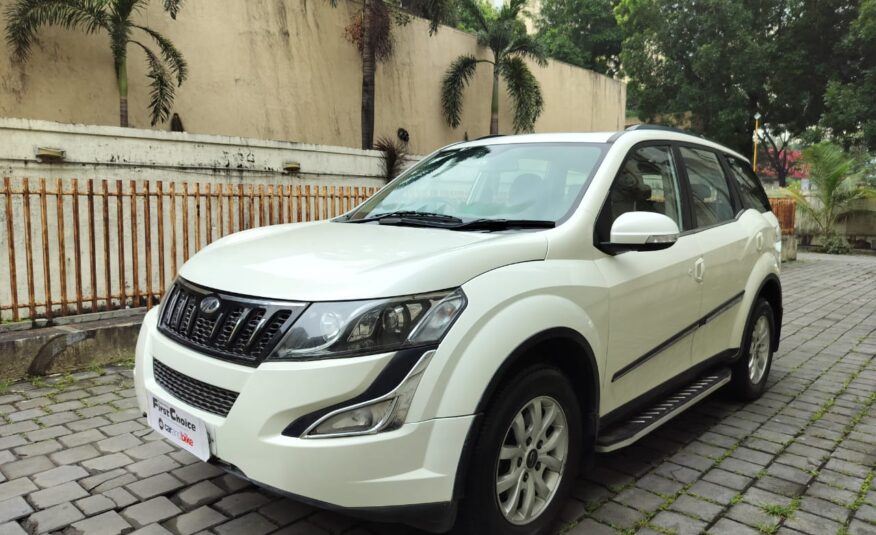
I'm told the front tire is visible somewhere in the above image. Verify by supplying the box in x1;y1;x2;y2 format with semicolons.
456;367;582;535
730;298;775;400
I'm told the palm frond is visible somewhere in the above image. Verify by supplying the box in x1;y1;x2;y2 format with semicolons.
111;0;140;21
803;142;859;207
402;0;452;34
162;0;182;19
135;25;187;84
797;142;876;235
369;0;394;61
484;21;515;56
498;0;527;21
499;55;544;133
505;34;547;67
784;183;824;234
4;0;108;61
131;40;175;125
457;0;489;33
441;54;481;128
374;136;409;181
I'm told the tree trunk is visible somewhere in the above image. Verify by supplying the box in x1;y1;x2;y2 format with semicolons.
360;0;375;150
117;56;129;127
490;65;499;135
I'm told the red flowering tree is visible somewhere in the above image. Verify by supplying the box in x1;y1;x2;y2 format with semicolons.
757;148;807;183
756;127;805;186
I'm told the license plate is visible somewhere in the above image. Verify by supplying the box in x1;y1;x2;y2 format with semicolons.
146;393;211;461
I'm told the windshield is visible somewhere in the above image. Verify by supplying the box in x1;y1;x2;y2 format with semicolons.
346;142;607;225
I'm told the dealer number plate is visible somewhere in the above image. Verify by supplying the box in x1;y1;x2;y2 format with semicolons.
146;393;211;461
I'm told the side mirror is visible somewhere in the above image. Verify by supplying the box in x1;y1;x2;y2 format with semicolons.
604;212;679;253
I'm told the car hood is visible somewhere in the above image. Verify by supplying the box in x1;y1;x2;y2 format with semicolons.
178;221;548;301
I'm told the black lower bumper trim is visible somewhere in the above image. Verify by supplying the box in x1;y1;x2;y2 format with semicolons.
208;458;457;533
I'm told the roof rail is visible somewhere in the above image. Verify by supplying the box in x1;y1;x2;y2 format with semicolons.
476;134;505;140
625;124;702;137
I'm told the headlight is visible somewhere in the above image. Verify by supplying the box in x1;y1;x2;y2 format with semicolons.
268;289;466;360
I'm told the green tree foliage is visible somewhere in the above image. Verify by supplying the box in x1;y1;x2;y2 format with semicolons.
330;0;452;150
441;0;547;135
534;0;621;75
788;142;876;253
4;0;187;127
617;0;860;156
442;0;497;33
617;0;761;151
822;0;876;150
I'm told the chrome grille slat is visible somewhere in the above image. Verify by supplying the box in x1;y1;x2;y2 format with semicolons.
163;287;180;325
225;307;253;349
157;279;306;366
244;315;271;351
153;359;238;417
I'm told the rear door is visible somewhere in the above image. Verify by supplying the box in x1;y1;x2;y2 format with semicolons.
677;146;762;363
594;143;704;413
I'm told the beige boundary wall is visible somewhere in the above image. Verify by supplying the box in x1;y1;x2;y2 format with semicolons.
0;0;626;155
0;118;393;321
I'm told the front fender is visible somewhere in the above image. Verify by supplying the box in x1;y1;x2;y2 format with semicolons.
406;260;608;422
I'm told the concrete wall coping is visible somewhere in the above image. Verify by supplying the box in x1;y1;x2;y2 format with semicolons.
0;117;385;158
0;117;417;183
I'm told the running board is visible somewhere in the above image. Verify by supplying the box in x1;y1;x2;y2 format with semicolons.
595;368;732;453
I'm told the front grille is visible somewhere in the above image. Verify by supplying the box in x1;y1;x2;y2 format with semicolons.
153;359;239;417
158;279;306;366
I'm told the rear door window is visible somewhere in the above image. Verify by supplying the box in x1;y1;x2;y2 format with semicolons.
725;156;772;212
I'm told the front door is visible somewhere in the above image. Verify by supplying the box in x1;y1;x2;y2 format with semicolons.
593;144;704;414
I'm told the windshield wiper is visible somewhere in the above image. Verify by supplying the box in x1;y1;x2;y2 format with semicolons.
347;211;463;225
449;218;556;231
347;212;555;231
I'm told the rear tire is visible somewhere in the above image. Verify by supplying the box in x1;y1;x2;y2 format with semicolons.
455;366;582;535
730;298;774;400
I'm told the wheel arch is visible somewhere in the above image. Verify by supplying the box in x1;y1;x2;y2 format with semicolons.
755;274;783;352
474;327;600;418
452;327;600;500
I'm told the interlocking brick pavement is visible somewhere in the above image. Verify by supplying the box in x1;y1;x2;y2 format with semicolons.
0;252;873;534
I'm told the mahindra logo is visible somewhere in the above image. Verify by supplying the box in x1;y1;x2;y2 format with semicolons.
199;296;221;315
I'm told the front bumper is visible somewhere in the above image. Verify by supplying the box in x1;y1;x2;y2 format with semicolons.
134;309;473;513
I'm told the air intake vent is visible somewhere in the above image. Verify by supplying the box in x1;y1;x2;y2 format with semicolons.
153;359;239;417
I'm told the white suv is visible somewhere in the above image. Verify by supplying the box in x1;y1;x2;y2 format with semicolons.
134;127;782;534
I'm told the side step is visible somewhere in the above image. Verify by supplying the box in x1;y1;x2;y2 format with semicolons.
595;368;732;453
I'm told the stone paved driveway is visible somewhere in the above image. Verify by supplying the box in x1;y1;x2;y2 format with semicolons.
0;252;874;535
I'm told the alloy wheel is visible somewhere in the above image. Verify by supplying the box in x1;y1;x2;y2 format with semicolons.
495;395;569;525
748;315;771;384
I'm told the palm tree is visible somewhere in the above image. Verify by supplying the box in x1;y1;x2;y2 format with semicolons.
5;0;187;127
788;142;876;253
329;0;450;150
441;0;547;135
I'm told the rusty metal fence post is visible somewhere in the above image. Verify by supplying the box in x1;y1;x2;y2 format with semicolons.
1;178;378;321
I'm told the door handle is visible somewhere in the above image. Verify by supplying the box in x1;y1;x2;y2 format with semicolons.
693;258;705;283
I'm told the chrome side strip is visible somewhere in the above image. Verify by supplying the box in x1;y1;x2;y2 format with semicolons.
612;291;744;382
